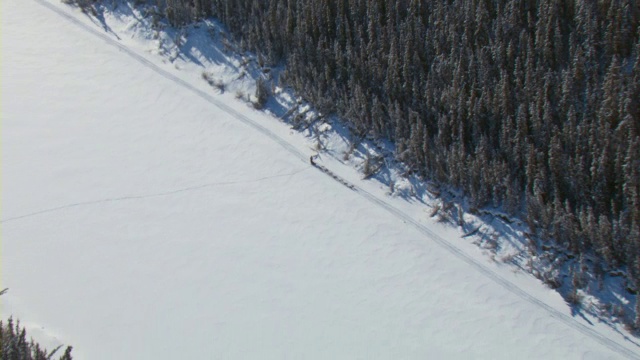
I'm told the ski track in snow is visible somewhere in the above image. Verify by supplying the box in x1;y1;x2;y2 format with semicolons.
0;167;311;224
22;1;640;358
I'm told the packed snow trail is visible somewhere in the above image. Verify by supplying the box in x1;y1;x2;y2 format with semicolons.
13;1;640;358
32;0;310;167
349;179;640;359
311;160;640;359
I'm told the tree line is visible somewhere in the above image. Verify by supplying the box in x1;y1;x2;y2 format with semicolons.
154;0;639;294
1;315;73;360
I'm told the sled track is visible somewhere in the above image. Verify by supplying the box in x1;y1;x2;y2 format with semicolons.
31;1;640;358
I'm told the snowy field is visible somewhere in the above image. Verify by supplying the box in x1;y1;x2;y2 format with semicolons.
2;0;640;359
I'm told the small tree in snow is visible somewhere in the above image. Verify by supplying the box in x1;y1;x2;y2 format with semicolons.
635;295;640;331
254;77;270;109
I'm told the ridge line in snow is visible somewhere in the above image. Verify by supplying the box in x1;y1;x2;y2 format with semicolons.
30;1;640;358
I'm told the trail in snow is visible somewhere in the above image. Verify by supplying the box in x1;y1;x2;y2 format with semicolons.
32;0;310;165
311;163;640;358
1;166;311;224
27;1;640;358
348;179;640;359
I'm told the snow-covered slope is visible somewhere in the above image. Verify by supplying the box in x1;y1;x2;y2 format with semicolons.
2;0;639;359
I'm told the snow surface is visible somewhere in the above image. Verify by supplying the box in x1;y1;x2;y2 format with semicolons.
2;0;640;359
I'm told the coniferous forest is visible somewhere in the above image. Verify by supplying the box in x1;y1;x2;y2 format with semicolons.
0;317;73;360
147;1;640;291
